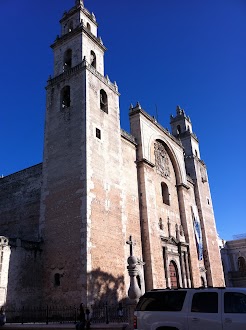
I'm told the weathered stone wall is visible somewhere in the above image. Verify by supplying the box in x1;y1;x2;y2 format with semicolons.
0;164;42;241
0;165;42;307
121;135;143;296
6;239;42;308
40;67;87;305
86;66;133;303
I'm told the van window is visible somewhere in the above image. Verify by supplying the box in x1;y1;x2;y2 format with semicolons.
191;292;218;313
135;291;187;312
224;292;246;313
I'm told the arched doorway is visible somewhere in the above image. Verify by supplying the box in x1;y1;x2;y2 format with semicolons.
169;261;179;288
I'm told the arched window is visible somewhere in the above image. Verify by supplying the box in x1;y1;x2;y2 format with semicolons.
100;89;108;113
68;21;73;32
90;50;96;69
61;86;71;108
161;182;170;205
177;125;181;135
63;49;72;71
159;218;163;230
54;273;61;286
238;257;246;272
87;22;91;31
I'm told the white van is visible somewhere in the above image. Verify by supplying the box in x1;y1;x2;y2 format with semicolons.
134;287;246;330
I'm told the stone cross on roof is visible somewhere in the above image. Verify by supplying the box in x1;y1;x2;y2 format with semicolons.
126;235;136;257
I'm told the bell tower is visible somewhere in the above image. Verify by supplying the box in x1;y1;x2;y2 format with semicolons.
39;0;124;305
170;106;224;287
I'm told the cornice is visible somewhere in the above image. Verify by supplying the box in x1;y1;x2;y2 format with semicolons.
46;60;119;95
59;4;98;27
129;107;183;148
176;182;190;190
121;129;137;145
136;158;155;168
51;25;106;52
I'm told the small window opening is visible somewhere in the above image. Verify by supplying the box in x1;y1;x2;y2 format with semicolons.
63;49;72;71
207;198;210;205
161;182;170;205
175;223;179;239
61;86;71;108
54;273;61;286
100;89;108;113
87;22;91;31
195;150;198;157
96;128;101;139
177;125;181;135
90;50;96;69
68;21;73;32
159;218;163;230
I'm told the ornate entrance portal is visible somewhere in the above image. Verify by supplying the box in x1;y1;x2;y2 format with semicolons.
162;237;191;288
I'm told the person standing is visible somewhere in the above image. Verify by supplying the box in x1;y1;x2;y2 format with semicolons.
76;303;85;330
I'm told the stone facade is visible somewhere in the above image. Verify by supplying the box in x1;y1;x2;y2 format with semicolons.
221;238;246;287
0;1;224;308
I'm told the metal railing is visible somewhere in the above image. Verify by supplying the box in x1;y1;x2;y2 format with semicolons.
5;303;129;325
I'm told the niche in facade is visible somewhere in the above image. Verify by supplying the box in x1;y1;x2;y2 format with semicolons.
87;22;91;31
90;50;96;69
61;86;71;108
68;21;73;32
63;49;72;71
100;89;108;113
161;182;170;205
177;125;181;135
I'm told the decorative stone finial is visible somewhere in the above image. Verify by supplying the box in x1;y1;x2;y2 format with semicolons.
176;105;181;115
91;12;96;21
75;0;84;6
113;81;118;92
135;102;141;110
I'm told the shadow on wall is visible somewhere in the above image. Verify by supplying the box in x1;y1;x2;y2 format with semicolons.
4;239;42;309
4;258;126;308
88;268;125;304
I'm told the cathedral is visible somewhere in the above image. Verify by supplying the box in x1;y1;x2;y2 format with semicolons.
0;0;224;308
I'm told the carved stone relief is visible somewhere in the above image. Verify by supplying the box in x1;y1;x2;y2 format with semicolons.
154;141;170;178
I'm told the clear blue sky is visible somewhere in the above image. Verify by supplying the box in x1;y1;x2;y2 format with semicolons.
1;0;245;241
